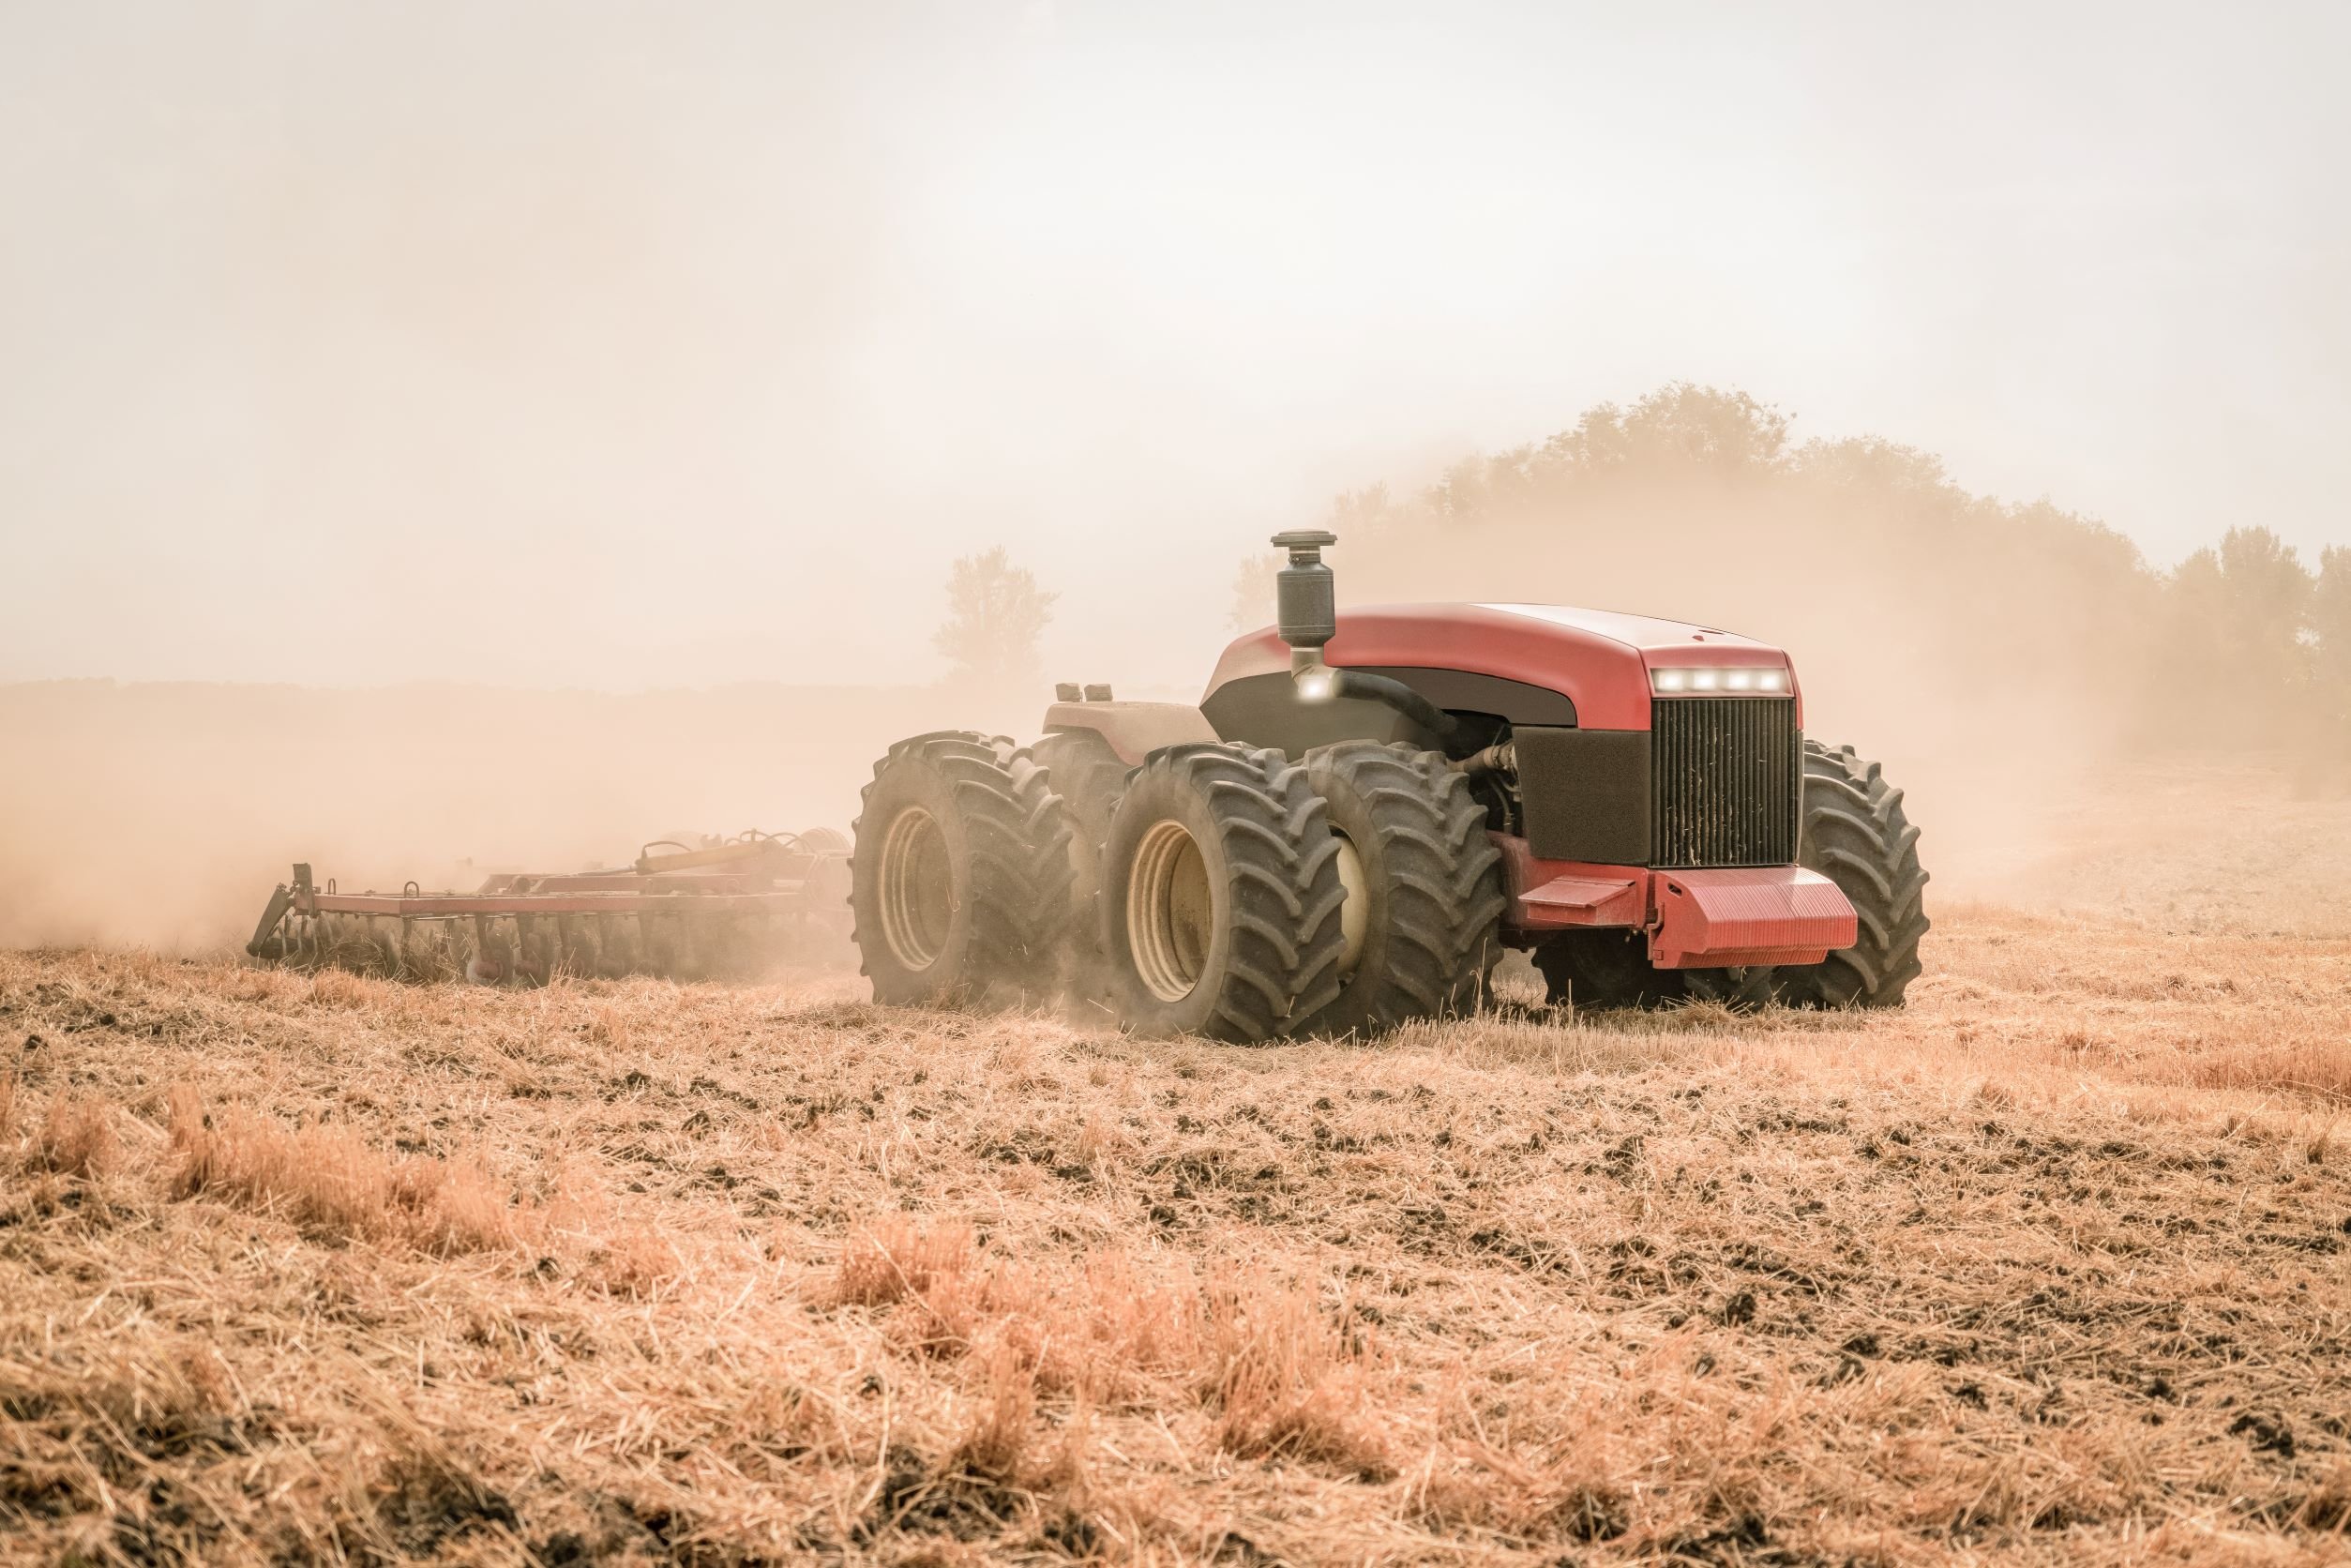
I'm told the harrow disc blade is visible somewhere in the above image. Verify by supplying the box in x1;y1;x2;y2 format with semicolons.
244;831;856;985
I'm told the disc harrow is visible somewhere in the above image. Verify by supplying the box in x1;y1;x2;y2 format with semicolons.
245;830;851;985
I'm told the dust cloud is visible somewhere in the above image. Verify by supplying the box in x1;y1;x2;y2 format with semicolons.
3;8;2346;949
0;681;1013;952
7;393;2345;949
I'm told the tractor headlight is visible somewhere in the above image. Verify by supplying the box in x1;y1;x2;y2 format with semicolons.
1650;665;1790;697
1295;668;1338;701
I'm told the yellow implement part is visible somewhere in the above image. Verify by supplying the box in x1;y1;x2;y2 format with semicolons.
633;835;788;876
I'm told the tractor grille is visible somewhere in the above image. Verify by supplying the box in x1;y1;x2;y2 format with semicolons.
1650;698;1801;867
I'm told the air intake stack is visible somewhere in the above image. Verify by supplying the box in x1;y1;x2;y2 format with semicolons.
1271;530;1339;677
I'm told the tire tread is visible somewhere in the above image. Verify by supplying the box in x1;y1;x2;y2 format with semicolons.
1299;742;1508;1037
850;730;1076;1003
1773;738;1931;1009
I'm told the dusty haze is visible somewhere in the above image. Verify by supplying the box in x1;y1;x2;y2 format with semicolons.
2;3;2348;948
11;18;2351;1558
0;680;1050;951
3;3;2346;690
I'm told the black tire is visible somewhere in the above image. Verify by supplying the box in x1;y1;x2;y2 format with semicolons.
1772;740;1929;1008
1680;965;1777;1010
793;826;851;856
1098;744;1346;1042
1032;728;1134;993
850;731;1075;1005
1296;742;1505;1037
1530;929;1687;1010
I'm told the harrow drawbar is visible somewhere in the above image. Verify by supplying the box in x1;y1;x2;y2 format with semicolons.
246;830;851;985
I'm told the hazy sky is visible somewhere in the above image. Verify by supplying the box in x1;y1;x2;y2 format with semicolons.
3;2;2344;690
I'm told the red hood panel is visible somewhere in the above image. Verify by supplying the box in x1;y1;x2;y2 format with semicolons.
1476;603;1775;656
1205;602;1795;731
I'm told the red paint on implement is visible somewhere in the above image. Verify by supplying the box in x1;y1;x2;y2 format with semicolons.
296;889;813;918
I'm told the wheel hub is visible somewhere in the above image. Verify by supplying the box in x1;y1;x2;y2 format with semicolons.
878;806;954;969
1333;832;1368;976
1128;820;1213;1002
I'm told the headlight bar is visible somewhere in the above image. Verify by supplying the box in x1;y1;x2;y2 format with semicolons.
1650;665;1789;696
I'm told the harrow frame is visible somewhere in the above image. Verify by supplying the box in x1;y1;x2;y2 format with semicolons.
247;832;851;984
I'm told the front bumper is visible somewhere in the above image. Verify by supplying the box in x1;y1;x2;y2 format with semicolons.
1495;838;1857;969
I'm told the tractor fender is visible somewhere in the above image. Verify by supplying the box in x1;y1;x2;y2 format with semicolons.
1042;701;1217;765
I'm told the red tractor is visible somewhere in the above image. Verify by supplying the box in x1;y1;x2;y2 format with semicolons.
851;533;1926;1038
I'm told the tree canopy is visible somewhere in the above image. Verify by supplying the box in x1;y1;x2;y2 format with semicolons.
1245;384;2344;760
933;547;1056;694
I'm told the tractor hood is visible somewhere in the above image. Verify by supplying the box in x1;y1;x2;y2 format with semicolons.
1204;602;1800;731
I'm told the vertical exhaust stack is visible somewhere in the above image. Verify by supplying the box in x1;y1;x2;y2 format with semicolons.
1272;530;1340;688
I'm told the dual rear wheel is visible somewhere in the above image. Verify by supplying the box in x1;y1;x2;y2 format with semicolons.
848;731;1076;1005
1093;741;1507;1041
851;735;1506;1040
1094;745;1346;1040
853;731;1927;1030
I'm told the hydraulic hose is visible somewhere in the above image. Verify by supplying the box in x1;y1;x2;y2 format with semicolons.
1451;739;1516;777
1270;529;1460;746
1300;666;1462;743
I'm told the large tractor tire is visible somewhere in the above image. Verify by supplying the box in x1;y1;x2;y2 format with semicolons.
1031;727;1134;993
1772;740;1929;1008
1098;744;1347;1041
1297;742;1505;1036
850;731;1075;1005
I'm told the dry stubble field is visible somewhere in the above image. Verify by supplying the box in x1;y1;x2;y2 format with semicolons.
5;763;2351;1566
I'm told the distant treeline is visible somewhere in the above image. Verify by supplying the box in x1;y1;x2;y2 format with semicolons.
1242;384;2347;759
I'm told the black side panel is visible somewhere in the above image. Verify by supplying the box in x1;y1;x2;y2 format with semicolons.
1199;675;1439;758
1347;667;1576;727
1516;726;1650;864
1202;667;1577;759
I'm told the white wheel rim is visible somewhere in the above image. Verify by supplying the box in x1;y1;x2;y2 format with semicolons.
1128;820;1213;1002
1333;832;1369;976
879;807;954;968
